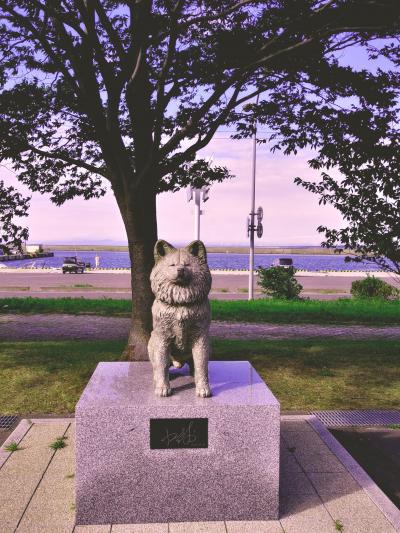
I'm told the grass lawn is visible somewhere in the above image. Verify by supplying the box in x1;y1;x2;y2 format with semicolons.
0;339;399;414
214;339;400;411
211;298;400;325
2;296;400;325
0;340;124;415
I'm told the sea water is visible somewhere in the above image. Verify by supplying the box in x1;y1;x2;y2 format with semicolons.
5;251;380;271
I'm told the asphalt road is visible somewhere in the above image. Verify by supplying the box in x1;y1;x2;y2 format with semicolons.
0;270;396;299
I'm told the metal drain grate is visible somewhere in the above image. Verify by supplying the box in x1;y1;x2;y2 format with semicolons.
311;410;400;427
0;415;18;430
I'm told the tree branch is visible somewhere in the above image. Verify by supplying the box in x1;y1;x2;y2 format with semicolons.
161;83;243;174
159;70;247;157
30;0;88;39
314;0;336;14
154;1;184;147
92;0;126;61
49;3;135;185
176;0;261;30
1;2;131;185
233;76;286;108
0;4;80;95
125;0;154;176
75;0;115;90
26;145;108;178
46;6;124;173
244;0;400;70
249;37;314;70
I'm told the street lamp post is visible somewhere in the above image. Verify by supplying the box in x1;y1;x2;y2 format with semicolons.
247;94;263;301
247;206;264;299
187;186;210;240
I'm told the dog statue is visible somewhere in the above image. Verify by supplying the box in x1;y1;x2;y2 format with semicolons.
148;240;212;397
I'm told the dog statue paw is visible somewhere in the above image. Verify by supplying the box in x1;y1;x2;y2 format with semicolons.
196;384;212;398
155;385;172;397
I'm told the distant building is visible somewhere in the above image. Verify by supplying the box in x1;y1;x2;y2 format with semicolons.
25;244;43;254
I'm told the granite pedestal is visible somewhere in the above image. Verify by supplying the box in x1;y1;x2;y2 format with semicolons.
75;361;280;524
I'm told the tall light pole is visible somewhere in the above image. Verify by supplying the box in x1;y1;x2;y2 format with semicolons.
247;94;263;300
187;186;210;240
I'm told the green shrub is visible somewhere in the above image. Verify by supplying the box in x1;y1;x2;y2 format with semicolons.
351;275;398;300
257;266;303;300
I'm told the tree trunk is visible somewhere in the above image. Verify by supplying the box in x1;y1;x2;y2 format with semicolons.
114;183;157;361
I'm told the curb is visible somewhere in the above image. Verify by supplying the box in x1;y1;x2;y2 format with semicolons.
0;419;32;470
308;415;400;532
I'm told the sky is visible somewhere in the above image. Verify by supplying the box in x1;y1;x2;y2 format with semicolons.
1;41;392;247
1;140;342;246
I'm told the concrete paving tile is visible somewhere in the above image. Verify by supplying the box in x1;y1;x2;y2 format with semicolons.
111;525;168;533
282;430;327;451
308;472;361;496
280;471;316;495
169;522;226;533
74;527;111;533
0;422;69;533
280;493;334;533
280;449;302;473
323;491;397;532
294;449;347;473
16;423;75;533
2;415;395;533
281;420;315;433
226;520;283;532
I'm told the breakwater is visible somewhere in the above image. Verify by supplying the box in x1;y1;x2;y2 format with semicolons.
0;252;54;262
47;244;350;255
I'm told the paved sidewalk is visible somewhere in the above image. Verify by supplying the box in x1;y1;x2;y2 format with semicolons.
1;314;400;341
0;417;398;532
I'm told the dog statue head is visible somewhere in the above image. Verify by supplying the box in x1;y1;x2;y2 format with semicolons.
150;240;212;305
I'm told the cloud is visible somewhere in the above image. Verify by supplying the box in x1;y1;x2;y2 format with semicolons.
158;137;343;246
1;137;344;246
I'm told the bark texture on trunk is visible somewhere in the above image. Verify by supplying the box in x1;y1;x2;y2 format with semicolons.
114;182;157;361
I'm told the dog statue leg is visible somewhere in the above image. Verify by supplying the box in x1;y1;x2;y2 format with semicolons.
187;357;195;377
192;335;211;398
148;333;172;397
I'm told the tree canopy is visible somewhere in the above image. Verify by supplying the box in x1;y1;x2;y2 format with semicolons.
1;1;399;212
296;167;400;274
0;181;29;252
289;41;400;274
1;0;399;357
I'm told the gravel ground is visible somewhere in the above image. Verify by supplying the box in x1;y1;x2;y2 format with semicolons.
1;313;400;341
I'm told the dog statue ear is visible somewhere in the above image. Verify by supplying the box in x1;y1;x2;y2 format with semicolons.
154;240;176;263
187;240;207;262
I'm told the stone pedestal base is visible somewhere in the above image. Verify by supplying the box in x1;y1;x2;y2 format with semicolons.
76;361;280;524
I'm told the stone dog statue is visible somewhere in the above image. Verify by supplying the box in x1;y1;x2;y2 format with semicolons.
148;239;212;398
